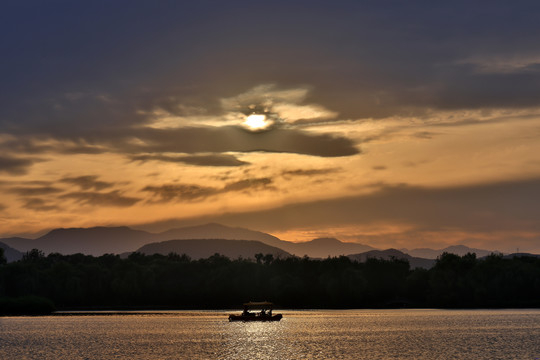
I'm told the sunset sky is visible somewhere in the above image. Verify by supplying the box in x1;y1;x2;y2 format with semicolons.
1;1;540;253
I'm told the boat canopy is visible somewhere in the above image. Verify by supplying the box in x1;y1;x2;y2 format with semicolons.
243;301;273;309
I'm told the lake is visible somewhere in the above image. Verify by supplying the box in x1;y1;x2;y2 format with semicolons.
1;309;539;359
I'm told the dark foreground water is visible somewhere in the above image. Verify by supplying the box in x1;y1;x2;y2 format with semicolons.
1;309;539;359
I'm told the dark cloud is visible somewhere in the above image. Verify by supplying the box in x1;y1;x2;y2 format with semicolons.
22;198;59;212
143;177;275;202
372;166;387;171
131;154;249;167
142;184;217;202
412;131;438;139
0;136;107;155
60;175;115;191
59;191;140;207
282;168;340;177
0;156;40;175
5;0;539;139
0;203;5;211
105;126;359;158
0;125;358;164
9;186;63;196
223;178;274;192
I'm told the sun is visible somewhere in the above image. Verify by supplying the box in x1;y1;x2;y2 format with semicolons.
243;114;272;131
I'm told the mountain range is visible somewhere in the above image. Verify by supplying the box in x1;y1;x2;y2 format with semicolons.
0;223;517;268
0;223;375;258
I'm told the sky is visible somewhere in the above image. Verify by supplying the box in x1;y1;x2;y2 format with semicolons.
1;1;540;253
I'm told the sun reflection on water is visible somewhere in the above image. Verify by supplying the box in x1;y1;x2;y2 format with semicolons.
221;320;287;360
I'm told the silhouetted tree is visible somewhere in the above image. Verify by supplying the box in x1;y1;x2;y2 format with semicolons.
263;254;274;265
22;249;45;263
0;251;538;309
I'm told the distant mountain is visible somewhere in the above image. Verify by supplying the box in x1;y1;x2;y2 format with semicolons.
1;227;156;256
136;239;291;260
402;245;496;259
348;249;436;269
0;241;24;262
156;223;285;248
285;238;375;258
0;237;33;254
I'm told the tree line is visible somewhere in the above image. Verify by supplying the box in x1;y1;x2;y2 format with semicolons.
1;248;539;313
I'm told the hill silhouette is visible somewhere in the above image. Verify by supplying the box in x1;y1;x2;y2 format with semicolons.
286;237;374;258
402;245;495;259
1;227;155;256
0;241;24;262
348;249;435;269
136;239;291;260
156;223;285;247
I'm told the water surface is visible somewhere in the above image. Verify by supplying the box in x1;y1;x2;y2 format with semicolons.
1;309;539;359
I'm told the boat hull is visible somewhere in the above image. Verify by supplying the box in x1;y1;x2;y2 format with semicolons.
228;314;282;322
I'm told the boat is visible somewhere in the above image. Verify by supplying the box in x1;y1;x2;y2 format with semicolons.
228;301;283;322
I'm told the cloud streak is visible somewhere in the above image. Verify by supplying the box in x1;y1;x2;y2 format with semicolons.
59;191;140;207
22;198;60;212
281;168;340;177
0;156;41;175
60;175;116;191
9;186;63;196
143;177;275;203
131;154;249;167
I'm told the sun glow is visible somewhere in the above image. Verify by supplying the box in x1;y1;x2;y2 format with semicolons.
243;114;271;131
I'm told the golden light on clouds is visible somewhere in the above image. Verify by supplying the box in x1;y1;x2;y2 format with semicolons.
2;81;540;253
